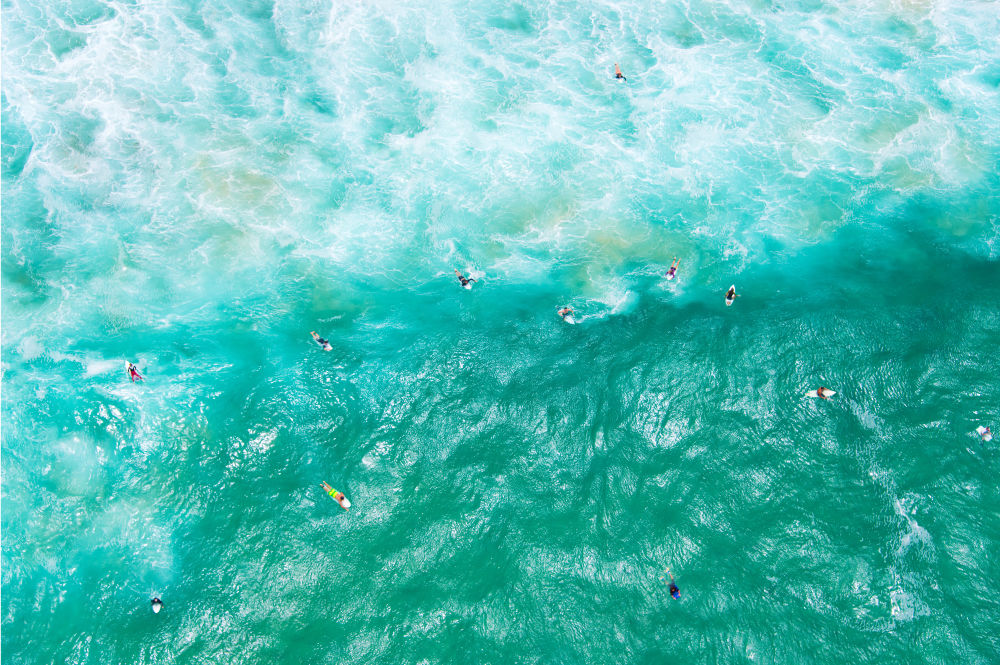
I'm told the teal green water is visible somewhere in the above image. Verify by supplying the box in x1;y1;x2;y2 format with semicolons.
3;0;1000;662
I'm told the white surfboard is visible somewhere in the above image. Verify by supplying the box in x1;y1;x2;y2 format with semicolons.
463;283;472;290
725;285;736;306
976;426;993;441
563;315;576;325
805;389;836;398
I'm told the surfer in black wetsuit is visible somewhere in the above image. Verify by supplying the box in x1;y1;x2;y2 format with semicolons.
662;569;680;600
151;597;163;613
615;63;626;81
454;269;476;289
311;331;332;351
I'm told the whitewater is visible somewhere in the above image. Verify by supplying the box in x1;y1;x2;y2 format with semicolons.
3;0;999;662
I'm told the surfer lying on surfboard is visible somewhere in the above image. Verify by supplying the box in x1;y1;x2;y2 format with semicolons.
660;569;680;599
665;258;679;281
151;598;163;614
977;426;992;442
812;387;835;399
725;285;739;306
454;269;476;290
321;481;351;510
614;63;626;81
558;307;575;324
126;361;144;382
311;331;332;351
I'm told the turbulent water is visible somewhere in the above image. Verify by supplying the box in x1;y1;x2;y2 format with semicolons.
3;0;1000;662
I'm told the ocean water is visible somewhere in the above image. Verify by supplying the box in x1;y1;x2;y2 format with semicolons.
2;0;1000;662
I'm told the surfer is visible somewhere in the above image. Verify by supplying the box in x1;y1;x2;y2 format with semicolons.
977;425;992;442
666;258;680;280
725;285;738;306
454;269;476;289
126;362;144;382
815;387;832;400
661;569;680;600
151;598;163;613
310;331;332;351
321;481;350;510
614;63;626;81
558;307;574;320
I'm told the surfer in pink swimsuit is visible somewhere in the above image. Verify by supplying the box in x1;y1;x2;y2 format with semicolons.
127;362;144;382
666;258;680;280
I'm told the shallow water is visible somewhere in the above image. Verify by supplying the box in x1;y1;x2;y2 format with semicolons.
3;0;1000;663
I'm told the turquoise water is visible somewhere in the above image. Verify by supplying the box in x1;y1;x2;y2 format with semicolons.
3;0;1000;662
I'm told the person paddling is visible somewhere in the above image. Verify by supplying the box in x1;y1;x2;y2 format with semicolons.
614;63;627;81
666;258;680;281
454;269;476;289
815;386;833;400
311;331;332;351
321;481;351;510
558;307;574;321
661;569;680;600
151;597;163;613
126;361;144;382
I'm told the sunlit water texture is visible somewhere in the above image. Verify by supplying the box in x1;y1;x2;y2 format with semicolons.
2;0;999;662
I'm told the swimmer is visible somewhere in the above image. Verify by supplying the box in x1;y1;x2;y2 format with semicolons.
151;597;163;614
311;331;333;351
614;63;626;81
666;258;680;281
661;569;680;600
977;425;992;442
454;269;476;290
126;361;144;382
321;481;351;510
